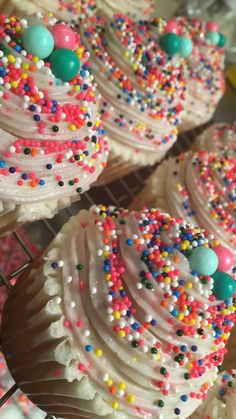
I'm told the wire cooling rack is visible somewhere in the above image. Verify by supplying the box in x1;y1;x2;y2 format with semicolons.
0;125;206;418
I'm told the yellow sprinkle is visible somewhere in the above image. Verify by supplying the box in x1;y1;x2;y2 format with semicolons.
127;394;136;403
113;311;121;320
32;56;39;62
188;363;193;369
164;277;171;284
186;282;193;289
118;330;126;338
11;81;18;88
95;349;103;357
8;54;15;64
156;353;161;361
162;251;168;257
22;63;29;70
222;333;229;340
118;383;126;390
112;401;119;410
69;124;76;131
107;378;113;386
213;240;219;246
105;274;111;281
73;85;80;92
211;346;217;352
230;306;236;313
178;313;184;321
163;267;170;273
222;309;228;315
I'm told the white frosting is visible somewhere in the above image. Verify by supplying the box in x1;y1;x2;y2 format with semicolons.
0;14;108;231
196;123;236;158
131;152;236;256
96;0;154;19
191;370;236;419
82;16;186;166
2;206;235;418
0;0;97;20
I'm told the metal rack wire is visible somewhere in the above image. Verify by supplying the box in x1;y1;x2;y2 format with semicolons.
0;126;206;418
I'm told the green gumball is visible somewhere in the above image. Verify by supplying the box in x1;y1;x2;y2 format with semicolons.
212;271;236;300
49;48;80;82
160;33;181;56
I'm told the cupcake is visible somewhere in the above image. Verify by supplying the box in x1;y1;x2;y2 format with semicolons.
82;15;187;184
2;205;236;418
195;123;236;158
131;150;236;257
0;352;44;418
96;0;154;20
191;370;236;418
0;0;97;21
158;17;226;132
0;13;108;235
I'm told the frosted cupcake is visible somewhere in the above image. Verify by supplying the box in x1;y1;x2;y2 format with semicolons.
0;13;108;235
195;123;236;158
0;0;97;21
156;17;226;132
82;15;187;184
96;0;154;20
191;370;236;419
131;150;236;257
2;205;236;418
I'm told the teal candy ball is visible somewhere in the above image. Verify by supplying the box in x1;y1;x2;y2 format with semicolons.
160;33;181;55
23;25;54;59
49;48;80;82
218;33;227;48
179;36;193;57
206;31;220;46
212;271;236;300
189;247;218;276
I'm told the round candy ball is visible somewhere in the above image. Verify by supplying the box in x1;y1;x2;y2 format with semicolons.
214;245;234;272
212;271;236;300
206;21;219;33
50;24;76;50
206;31;220;46
218;33;227;48
179;36;193;57
160;33;181;55
49;48;80;82
165;20;181;35
189;247;218;276
23;25;54;59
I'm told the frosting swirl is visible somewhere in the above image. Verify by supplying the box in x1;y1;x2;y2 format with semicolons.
196;123;236;158
82;15;186;165
133;151;236;256
0;14;108;227
2;206;235;418
164;17;226;131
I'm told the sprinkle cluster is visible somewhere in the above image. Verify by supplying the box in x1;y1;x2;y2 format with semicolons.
83;14;186;151
0;14;107;195
50;206;235;417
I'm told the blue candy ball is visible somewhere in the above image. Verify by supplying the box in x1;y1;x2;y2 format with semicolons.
189;247;218;276
23;25;54;59
206;31;220;46
179;36;193;57
212;271;236;300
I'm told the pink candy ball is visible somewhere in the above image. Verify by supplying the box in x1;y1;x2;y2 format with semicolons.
206;21;219;33
214;245;234;272
51;23;76;50
165;20;181;35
